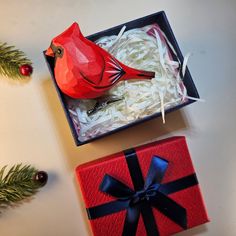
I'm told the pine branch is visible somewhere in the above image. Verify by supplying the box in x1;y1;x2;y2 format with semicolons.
0;42;32;79
0;164;46;207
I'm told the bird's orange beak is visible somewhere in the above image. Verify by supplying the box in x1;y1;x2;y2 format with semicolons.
45;47;54;57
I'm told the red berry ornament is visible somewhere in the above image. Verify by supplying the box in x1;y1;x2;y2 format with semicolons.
19;64;33;76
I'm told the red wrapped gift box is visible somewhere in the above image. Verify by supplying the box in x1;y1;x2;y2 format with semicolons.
76;137;209;236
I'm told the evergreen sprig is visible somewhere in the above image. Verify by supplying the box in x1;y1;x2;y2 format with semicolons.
0;164;42;207
0;42;32;79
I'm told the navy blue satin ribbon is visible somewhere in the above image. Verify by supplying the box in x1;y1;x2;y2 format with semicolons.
86;149;198;236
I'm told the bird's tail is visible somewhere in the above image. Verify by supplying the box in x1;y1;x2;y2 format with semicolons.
121;64;155;81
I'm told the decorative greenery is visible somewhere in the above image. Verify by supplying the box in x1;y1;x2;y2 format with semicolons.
0;42;32;79
0;164;46;208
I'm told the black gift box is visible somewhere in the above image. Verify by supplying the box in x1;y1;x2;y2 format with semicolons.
44;11;199;146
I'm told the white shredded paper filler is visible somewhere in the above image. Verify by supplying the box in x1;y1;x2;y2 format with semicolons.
67;24;195;141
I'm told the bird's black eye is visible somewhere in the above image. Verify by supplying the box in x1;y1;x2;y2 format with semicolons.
57;48;62;54
55;46;63;58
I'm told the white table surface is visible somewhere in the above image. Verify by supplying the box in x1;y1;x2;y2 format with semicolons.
0;0;235;235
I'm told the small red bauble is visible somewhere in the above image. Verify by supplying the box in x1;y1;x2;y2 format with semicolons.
19;64;33;76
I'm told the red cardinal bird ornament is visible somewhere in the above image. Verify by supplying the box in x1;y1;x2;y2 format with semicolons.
46;22;155;99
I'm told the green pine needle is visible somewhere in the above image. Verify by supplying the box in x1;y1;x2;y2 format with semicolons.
0;164;42;207
0;42;32;79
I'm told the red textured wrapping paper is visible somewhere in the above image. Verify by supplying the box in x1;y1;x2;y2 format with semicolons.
76;137;209;236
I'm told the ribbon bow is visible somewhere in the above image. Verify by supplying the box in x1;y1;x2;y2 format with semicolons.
87;149;198;236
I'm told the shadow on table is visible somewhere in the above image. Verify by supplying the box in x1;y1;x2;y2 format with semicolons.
176;225;208;235
41;77;190;170
73;176;93;236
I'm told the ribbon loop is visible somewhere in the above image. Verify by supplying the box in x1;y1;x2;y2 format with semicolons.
144;156;168;189
100;174;134;200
